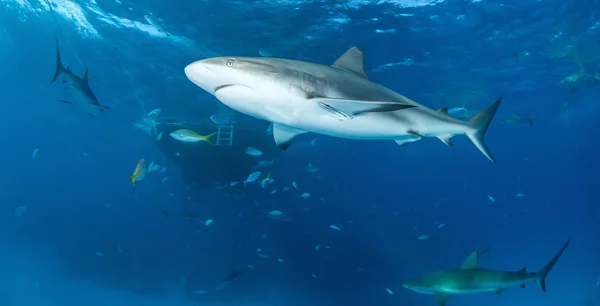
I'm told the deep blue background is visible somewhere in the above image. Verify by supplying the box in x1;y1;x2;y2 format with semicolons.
0;0;598;305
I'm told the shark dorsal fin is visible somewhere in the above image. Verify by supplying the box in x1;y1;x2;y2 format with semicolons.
83;68;89;84
437;108;450;116
460;251;479;269
331;47;368;79
518;267;527;272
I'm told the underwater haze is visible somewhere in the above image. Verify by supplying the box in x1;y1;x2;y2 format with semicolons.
1;0;599;305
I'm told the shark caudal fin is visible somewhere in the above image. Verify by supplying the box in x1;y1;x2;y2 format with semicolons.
466;97;502;163
536;239;571;292
51;37;66;83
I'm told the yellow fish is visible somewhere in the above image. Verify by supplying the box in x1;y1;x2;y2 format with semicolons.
128;158;147;187
169;129;217;146
260;172;275;189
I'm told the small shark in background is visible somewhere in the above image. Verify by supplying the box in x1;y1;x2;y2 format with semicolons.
557;103;572;113
133;108;162;136
403;239;571;306
446;106;477;121
51;38;109;116
222;269;244;283
215;268;244;290
184;46;502;163
501;113;535;127
560;65;600;96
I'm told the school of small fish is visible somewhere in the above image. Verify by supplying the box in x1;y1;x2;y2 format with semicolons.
23;106;543;297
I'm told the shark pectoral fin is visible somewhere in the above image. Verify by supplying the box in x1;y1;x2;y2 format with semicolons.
272;123;307;150
520;283;527;288
495;289;505;295
59;100;71;103
315;101;351;120
435;293;451;306
311;98;416;120
331;46;368;79
518;267;527;272
460;251;480;269
437;134;454;147
394;135;421;146
394;139;411;146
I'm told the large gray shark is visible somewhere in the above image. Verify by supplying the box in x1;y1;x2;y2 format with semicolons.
184;47;501;162
403;239;571;306
51;38;109;116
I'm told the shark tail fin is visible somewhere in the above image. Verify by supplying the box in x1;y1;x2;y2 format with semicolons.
466;97;502;163
536;239;571;292
529;116;535;127
202;132;217;147
51;37;66;83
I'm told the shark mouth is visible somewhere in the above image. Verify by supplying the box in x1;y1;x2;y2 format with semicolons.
214;84;253;93
214;84;236;92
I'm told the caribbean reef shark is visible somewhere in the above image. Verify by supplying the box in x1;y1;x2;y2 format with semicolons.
403;239;571;306
51;38;109;116
184;46;502;162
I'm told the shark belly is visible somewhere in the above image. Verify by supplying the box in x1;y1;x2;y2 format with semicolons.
214;84;471;142
215;85;403;139
293;111;412;139
286;104;471;141
436;270;536;295
215;84;301;123
438;287;497;294
69;87;102;116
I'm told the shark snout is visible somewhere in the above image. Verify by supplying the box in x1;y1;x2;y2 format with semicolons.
402;280;426;292
184;61;218;93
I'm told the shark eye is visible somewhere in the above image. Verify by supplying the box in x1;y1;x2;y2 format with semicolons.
226;59;235;67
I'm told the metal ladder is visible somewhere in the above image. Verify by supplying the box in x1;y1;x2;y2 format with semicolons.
215;104;236;146
216;124;234;146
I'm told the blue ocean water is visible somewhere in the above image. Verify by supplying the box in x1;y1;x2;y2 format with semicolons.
1;0;599;305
